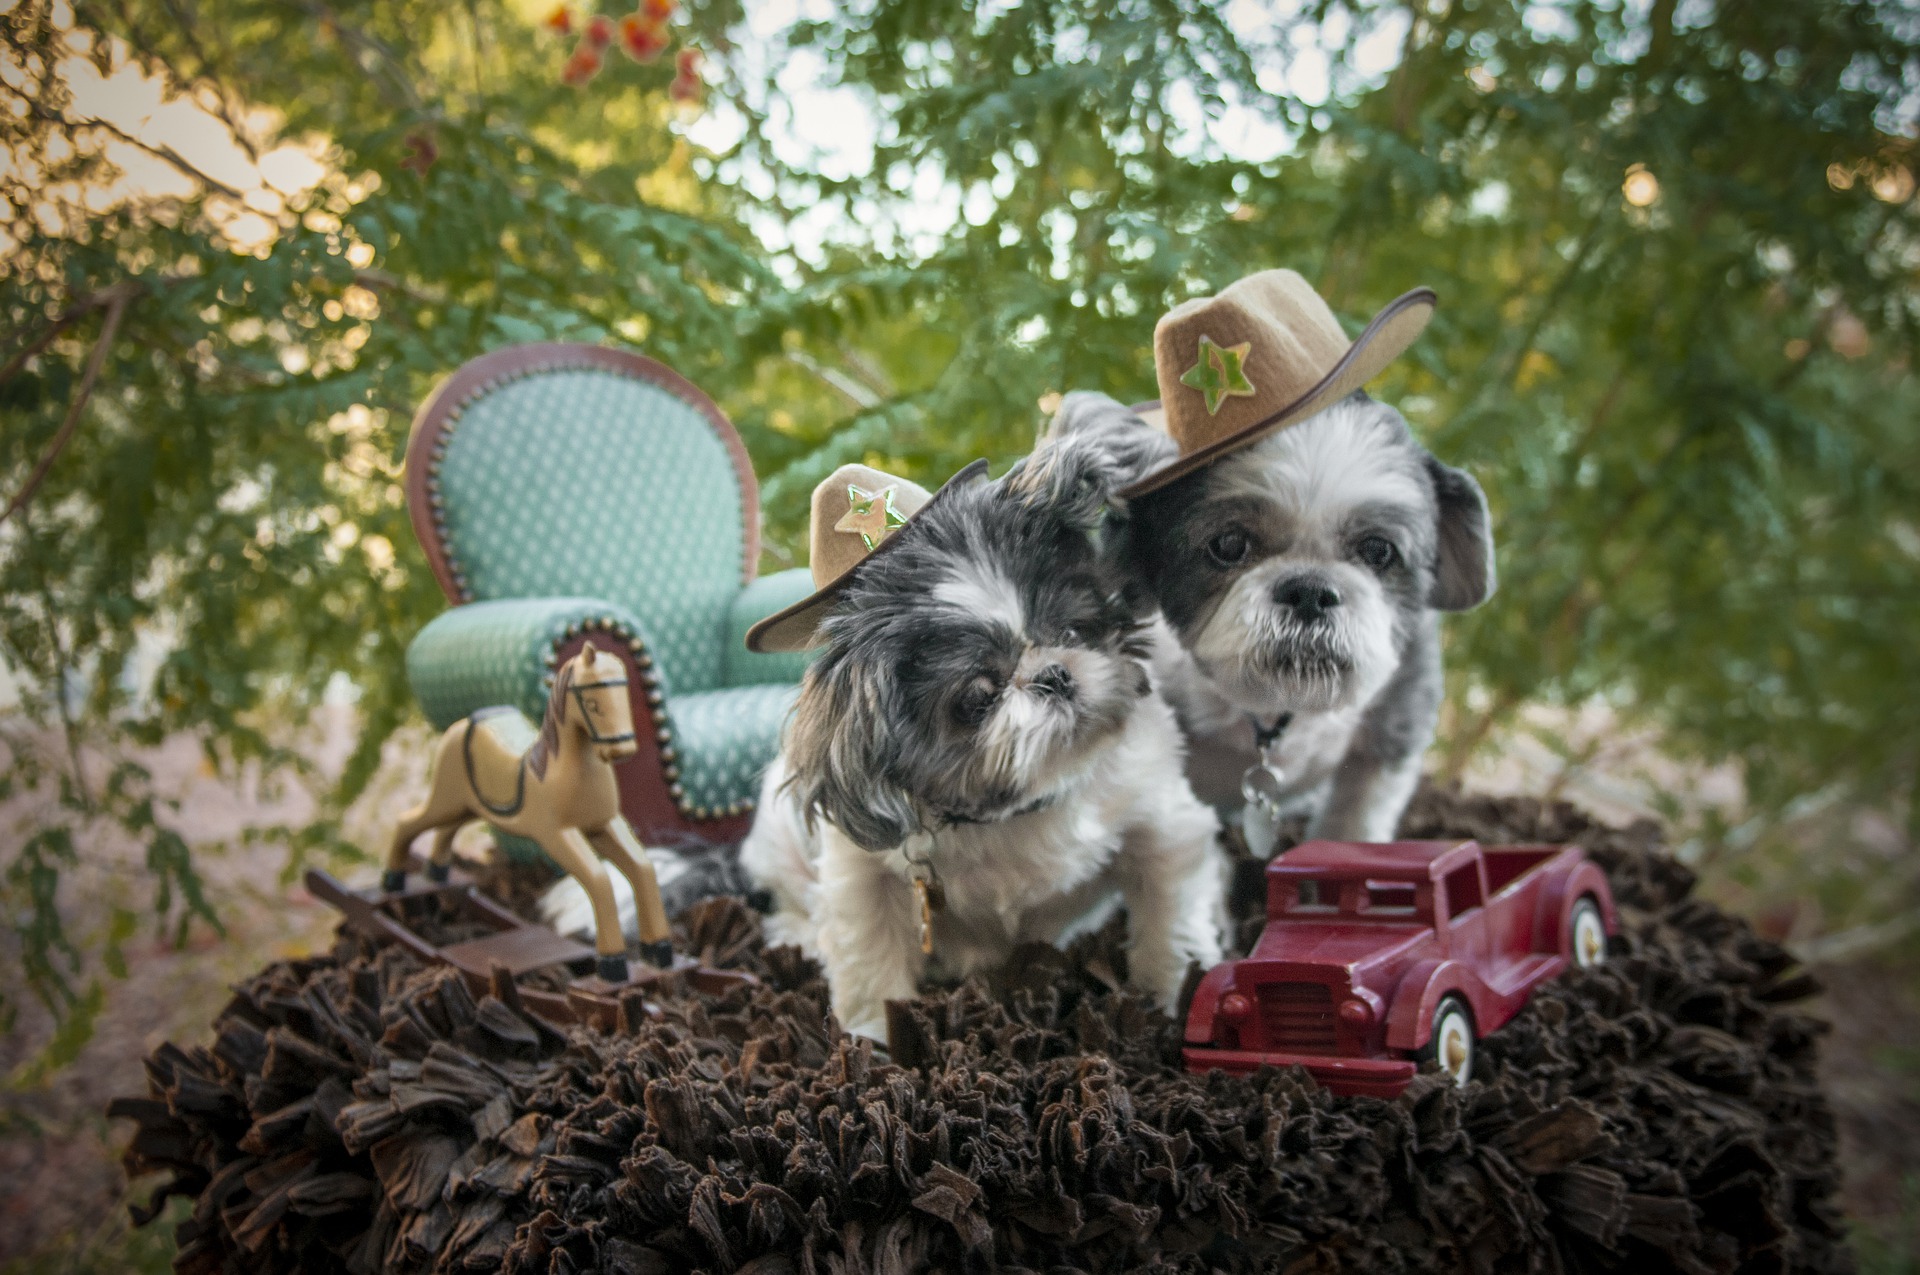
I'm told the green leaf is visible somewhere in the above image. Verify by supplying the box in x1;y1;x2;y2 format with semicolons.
4;981;104;1092
103;907;137;980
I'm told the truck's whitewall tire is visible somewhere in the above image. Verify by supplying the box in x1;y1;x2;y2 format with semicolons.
1570;896;1608;970
1424;996;1476;1089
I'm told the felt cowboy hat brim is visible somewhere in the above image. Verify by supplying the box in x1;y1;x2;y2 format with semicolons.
745;459;992;654
1118;283;1436;499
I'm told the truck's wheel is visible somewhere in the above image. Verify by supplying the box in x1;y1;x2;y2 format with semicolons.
1569;896;1608;969
1421;997;1476;1089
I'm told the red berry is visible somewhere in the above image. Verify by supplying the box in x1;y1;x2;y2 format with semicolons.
641;0;674;19
583;14;614;47
561;45;602;84
400;131;438;174
675;46;700;74
544;4;574;34
618;13;668;61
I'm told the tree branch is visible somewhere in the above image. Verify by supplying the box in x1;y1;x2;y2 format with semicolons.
152;0;264;162
1439;684;1524;783
1388;0;1428;136
36;577;93;809
1;285;135;528
293;0;427;111
3;281;167;387
786;349;882;411
350;268;437;305
0;297;97;387
33;103;250;201
836;344;897;399
1489;207;1610;391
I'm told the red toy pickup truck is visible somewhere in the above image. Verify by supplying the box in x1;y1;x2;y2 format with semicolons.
1183;839;1615;1097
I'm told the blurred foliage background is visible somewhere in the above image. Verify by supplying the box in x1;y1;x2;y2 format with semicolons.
2;0;1918;1259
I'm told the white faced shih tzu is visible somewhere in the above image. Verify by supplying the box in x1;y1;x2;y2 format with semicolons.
736;449;1225;1043
1053;270;1496;852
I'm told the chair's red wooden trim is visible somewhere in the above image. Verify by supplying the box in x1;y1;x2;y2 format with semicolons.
403;342;762;605
694;808;753;846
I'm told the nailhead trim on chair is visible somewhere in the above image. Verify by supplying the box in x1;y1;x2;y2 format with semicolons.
422;355;756;605
537;615;756;822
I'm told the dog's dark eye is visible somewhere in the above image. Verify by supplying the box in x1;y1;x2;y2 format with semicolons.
1205;528;1250;568
1356;536;1398;571
952;676;1000;728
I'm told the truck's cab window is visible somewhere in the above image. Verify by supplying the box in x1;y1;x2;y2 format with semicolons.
1364;880;1418;914
1444;864;1485;918
1294;879;1335;910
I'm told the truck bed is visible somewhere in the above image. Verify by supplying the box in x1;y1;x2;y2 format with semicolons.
1483;845;1562;896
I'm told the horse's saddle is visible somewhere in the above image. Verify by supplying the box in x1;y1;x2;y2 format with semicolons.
463;707;540;816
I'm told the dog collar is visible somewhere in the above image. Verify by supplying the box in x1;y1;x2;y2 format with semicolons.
933;793;1058;829
1250;712;1293;754
1242;712;1295;823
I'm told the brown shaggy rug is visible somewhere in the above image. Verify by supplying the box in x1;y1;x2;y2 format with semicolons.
111;788;1849;1274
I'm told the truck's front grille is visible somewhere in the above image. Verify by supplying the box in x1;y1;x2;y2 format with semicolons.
1258;982;1337;1054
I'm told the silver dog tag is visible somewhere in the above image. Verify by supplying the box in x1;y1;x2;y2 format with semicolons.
1240;760;1289;860
1241;761;1287;813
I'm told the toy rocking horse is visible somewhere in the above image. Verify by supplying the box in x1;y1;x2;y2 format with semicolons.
380;642;673;982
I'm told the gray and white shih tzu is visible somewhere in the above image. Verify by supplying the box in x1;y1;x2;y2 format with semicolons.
1047;389;1496;850
547;438;1225;1043
743;450;1225;1041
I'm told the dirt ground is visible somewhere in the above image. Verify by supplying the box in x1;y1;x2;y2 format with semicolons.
1809;956;1920;1258
0;707;1915;1266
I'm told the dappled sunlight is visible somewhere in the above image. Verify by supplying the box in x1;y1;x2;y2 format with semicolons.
7;22;330;256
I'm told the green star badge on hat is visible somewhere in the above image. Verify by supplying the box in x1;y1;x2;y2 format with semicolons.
833;482;907;550
1120;269;1438;497
1180;335;1256;414
743;459;992;653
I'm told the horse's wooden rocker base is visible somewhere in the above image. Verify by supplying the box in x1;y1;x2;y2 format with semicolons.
306;862;756;1033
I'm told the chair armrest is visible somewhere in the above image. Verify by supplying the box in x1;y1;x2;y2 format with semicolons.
406;597;666;728
721;568;818;687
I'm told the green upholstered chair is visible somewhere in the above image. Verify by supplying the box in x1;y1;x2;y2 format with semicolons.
401;343;812;851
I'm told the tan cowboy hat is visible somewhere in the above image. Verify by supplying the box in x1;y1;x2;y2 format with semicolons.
1119;269;1436;497
745;458;991;653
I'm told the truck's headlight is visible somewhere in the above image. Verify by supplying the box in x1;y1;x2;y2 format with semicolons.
1219;992;1253;1022
1338;997;1375;1029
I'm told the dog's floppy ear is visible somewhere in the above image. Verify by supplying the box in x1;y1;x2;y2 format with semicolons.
1003;392;1176;526
782;647;921;852
1423;453;1496;611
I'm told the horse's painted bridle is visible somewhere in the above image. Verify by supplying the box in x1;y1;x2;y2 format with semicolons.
569;676;636;746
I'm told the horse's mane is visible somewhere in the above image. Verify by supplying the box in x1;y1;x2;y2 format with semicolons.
525;655;575;781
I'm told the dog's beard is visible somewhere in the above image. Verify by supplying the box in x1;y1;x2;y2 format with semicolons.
1189;564;1399;717
914;645;1143;822
1243;616;1353;710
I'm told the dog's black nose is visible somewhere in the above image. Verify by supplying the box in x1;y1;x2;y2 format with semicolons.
1275;577;1342;622
1030;663;1076;700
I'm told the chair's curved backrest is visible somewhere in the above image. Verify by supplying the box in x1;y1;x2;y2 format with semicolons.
407;344;758;694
